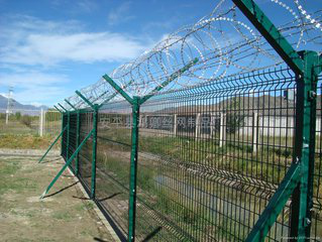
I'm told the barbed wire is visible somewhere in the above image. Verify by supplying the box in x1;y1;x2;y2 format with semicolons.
59;0;322;110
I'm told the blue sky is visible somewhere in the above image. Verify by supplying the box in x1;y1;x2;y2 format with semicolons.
0;0;321;107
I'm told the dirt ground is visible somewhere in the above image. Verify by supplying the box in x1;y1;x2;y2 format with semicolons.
0;149;118;242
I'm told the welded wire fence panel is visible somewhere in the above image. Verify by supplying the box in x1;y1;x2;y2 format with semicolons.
96;100;132;236
62;114;68;159
268;201;291;241
312;67;322;242
58;67;321;241
0;109;42;135
0;109;60;136
68;113;78;172
78;111;93;191
44;110;61;136
135;67;297;241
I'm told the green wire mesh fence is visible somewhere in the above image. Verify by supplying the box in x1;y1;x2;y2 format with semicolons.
58;65;321;241
39;0;322;241
96;101;132;236
135;67;297;241
312;67;322;241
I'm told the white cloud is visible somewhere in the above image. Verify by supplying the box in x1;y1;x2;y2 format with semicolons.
30;102;43;107
13;86;67;106
2;32;147;66
0;72;68;87
0;14;155;106
0;15;149;67
107;1;135;26
76;0;98;13
50;0;98;14
0;72;69;105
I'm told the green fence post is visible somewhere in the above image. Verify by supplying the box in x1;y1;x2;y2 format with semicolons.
75;110;80;175
57;104;67;157
60;112;65;156
66;111;70;160
290;51;320;241
102;64;198;242
128;96;140;242
74;90;98;198
91;105;98;199
231;1;322;240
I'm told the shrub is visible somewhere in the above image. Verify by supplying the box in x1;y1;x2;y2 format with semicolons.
15;112;21;120
226;98;245;134
21;115;32;127
226;112;245;134
213;98;246;134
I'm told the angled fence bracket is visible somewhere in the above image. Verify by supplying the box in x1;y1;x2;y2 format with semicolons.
54;105;63;113
38;124;69;163
75;90;95;110
40;129;94;199
139;57;199;104
246;162;301;241
232;0;303;75
98;79;135;108
58;103;68;112
102;75;134;104
64;99;77;110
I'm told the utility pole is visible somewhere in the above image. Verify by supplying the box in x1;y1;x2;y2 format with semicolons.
5;87;13;125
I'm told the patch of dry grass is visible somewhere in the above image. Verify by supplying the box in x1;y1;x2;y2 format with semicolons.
0;134;60;149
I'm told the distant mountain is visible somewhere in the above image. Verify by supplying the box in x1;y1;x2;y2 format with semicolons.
0;95;48;113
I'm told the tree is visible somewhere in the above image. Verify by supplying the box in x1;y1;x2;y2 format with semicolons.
15;112;21;120
226;98;245;134
21;115;32;127
46;109;60;122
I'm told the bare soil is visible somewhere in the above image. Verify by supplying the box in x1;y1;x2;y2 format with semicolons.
0;150;117;242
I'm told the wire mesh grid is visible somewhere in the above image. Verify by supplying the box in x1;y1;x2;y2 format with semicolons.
78;111;94;191
95;101;132;236
133;67;297;241
0;109;42;136
67;113;78;172
62;114;68;159
311;66;322;242
44;110;61;136
54;1;322;240
59;65;322;241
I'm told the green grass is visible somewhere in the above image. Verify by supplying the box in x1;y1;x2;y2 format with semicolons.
0;134;60;149
0;159;21;196
10;209;36;218
53;211;73;221
0;158;38;205
0;118;61;136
